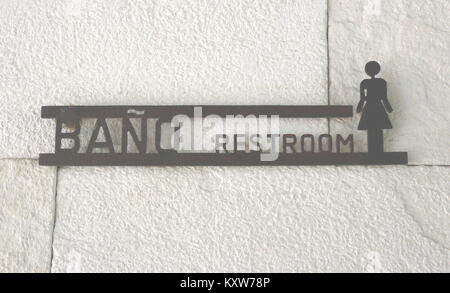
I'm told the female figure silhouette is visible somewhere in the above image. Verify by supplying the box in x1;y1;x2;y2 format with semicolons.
357;61;393;153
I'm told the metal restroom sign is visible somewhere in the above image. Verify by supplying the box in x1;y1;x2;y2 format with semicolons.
39;61;408;166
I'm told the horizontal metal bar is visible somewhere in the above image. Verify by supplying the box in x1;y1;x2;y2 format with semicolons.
41;105;353;119
39;152;408;166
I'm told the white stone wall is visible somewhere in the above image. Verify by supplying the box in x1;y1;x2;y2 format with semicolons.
0;0;448;272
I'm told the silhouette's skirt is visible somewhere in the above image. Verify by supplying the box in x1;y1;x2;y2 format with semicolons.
358;101;392;130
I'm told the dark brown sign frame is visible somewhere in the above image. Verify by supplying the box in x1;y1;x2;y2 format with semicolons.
39;105;407;166
39;62;409;166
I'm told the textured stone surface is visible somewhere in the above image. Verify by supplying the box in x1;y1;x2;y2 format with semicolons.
0;0;327;158
51;166;450;272
1;0;449;274
329;0;450;164
0;159;56;272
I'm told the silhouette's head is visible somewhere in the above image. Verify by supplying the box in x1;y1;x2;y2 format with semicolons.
365;61;381;77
